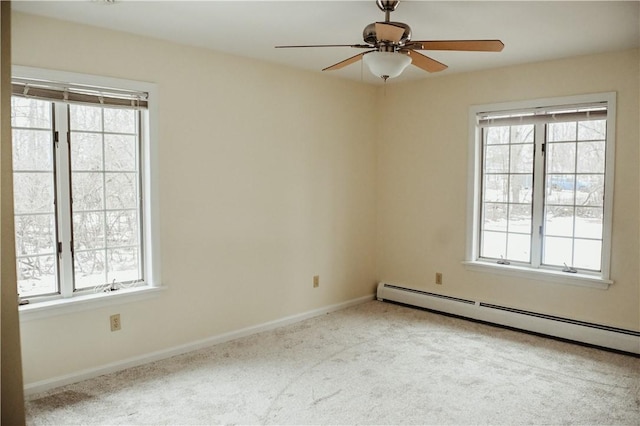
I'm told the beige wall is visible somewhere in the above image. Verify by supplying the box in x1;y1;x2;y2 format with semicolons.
11;11;640;388
377;49;640;330
12;12;378;385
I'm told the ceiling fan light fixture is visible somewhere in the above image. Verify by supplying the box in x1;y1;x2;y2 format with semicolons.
363;51;411;80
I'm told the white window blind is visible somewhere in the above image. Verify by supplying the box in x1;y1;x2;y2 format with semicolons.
477;103;607;127
12;77;148;109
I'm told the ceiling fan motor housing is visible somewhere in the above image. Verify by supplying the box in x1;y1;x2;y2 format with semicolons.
363;21;411;46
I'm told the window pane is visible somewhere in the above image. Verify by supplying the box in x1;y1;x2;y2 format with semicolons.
546;175;575;205
104;108;136;134
71;132;103;171
16;255;57;297
573;239;601;271
483;174;509;202
12;96;58;299
13;173;55;214
576;141;605;173
73;212;105;250
105;173;138;209
74;249;106;289
69;103;143;292
11;97;51;128
70;104;102;131
481;123;535;264
507;233;530;262
15;214;56;256
508;204;531;234
481;231;506;259
543;236;573;266
72;172;104;211
511;125;534;144
575;175;604;206
510;144;533;172
574;207;603;239
106;210;139;246
485;126;509;145
547;142;576;173
577;120;605;141
543;118;605;273
545;206;574;237
105;134;137;171
107;248;140;283
483;203;507;232
12;130;53;171
509;175;532;203
484;145;510;172
548;122;576;142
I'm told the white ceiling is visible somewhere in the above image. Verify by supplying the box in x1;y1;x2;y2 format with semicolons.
12;1;640;85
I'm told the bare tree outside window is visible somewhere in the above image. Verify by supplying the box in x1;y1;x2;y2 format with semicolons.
69;104;142;290
11;96;144;300
544;119;606;270
478;107;609;273
481;124;534;263
11;97;58;297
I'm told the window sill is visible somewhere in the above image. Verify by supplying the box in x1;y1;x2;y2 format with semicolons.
19;285;166;322
462;261;612;290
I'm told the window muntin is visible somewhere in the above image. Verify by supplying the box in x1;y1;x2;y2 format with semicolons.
11;82;148;302
69;104;143;291
480;124;535;263
543;119;606;271
470;94;614;280
11;97;59;298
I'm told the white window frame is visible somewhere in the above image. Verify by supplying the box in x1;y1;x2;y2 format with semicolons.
464;92;616;289
14;66;163;320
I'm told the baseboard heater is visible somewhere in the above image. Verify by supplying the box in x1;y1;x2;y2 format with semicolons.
377;283;640;355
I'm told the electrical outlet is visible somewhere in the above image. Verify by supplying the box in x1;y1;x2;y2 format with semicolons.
313;275;320;288
435;272;443;285
110;314;121;332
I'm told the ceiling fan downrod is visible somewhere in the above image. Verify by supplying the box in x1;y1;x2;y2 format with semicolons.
376;0;400;22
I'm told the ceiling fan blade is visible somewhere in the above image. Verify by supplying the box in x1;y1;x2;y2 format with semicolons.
375;22;405;43
402;50;448;73
322;52;371;71
276;44;372;49
406;40;505;52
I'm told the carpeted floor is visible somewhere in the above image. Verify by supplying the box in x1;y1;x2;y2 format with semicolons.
26;300;640;425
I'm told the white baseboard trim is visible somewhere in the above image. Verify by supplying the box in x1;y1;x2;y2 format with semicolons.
377;282;640;355
24;294;374;397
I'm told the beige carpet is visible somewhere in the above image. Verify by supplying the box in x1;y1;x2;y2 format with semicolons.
26;300;640;425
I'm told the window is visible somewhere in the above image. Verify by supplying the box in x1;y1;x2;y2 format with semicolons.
466;93;615;286
11;68;159;305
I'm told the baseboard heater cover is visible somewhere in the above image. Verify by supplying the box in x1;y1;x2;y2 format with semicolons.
377;282;640;355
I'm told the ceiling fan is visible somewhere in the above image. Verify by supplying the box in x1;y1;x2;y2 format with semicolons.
276;0;504;81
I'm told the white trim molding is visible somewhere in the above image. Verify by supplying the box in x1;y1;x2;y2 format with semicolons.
462;260;612;290
19;286;166;322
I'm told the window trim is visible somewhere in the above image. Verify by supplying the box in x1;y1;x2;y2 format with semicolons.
13;65;162;315
465;92;616;288
18;285;165;322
